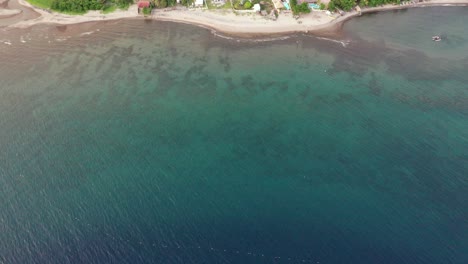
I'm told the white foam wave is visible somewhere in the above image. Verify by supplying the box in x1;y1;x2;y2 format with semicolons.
211;30;292;43
56;36;71;42
80;31;95;36
316;36;350;47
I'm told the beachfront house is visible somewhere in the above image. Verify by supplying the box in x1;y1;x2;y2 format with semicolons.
253;3;261;12
273;0;285;11
137;0;151;13
194;0;204;6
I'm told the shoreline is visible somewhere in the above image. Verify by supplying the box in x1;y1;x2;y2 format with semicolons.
2;0;468;36
0;9;21;19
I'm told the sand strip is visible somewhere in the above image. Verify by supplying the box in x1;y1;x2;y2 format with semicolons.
3;0;468;35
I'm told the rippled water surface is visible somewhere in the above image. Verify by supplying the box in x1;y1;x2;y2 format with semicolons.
0;7;467;264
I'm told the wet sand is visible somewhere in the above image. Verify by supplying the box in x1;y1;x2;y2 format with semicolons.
0;0;39;27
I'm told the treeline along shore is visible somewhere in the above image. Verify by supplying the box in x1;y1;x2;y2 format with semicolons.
1;0;468;36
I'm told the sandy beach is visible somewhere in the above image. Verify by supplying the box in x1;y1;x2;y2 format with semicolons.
150;0;468;35
1;0;468;34
0;9;21;18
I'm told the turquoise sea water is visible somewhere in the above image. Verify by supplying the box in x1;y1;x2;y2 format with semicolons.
0;7;467;264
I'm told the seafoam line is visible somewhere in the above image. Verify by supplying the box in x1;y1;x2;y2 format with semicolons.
316;36;350;47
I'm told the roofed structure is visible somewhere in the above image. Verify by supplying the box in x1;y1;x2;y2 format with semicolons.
272;0;284;9
253;3;261;12
355;5;361;15
137;1;150;8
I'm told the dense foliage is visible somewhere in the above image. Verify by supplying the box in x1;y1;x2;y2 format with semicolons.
328;0;403;12
329;0;355;11
361;0;400;6
51;0;104;12
233;0;258;9
180;0;194;6
142;6;152;14
290;0;310;15
50;0;132;13
294;2;310;14
153;0;178;8
49;0;184;12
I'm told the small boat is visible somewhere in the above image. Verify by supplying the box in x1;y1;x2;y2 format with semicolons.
432;36;441;42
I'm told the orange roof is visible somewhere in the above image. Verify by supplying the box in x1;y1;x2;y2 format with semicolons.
138;1;150;8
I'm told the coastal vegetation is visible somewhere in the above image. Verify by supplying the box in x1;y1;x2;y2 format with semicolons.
28;0;193;13
26;0;55;9
27;0;418;16
290;0;311;15
328;0;405;11
142;6;151;14
50;0;103;13
102;4;117;13
232;0;258;10
360;0;401;6
180;0;195;6
152;0;180;8
328;0;356;11
27;0;133;13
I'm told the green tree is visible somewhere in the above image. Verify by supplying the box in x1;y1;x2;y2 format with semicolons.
50;0;105;12
290;0;311;15
181;0;194;5
292;2;310;14
154;0;168;8
142;7;151;15
333;0;355;11
114;0;133;8
244;1;252;9
328;1;335;11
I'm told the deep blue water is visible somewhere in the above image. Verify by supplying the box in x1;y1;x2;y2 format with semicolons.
0;7;467;264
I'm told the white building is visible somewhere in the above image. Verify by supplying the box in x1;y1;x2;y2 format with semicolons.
253;3;261;12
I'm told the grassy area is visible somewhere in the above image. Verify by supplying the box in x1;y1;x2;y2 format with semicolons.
102;5;117;14
25;0;127;15
117;3;131;10
206;0;234;10
26;0;54;9
219;1;233;9
26;0;85;14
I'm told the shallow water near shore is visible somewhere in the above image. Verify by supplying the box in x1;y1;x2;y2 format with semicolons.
0;7;467;264
343;7;468;59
